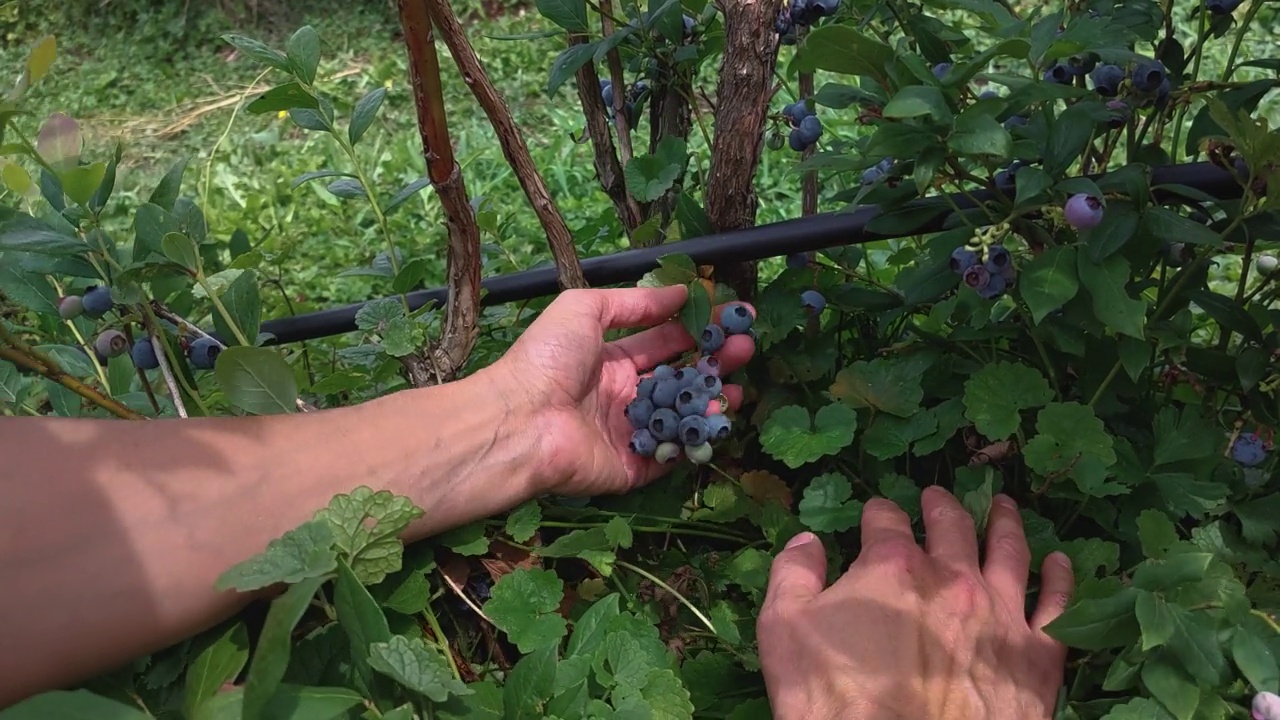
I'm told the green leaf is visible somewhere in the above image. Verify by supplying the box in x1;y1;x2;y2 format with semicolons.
1014;166;1053;207
1136;509;1179;558
193;685;364;720
760;404;858;469
504;644;558;720
1231;628;1279;693
793;25;894;84
1135;591;1175;651
1187;288;1263;344
798;473;863;533
354;298;405;332
830;355;928;417
26;35;57;85
1045;103;1094;177
369;635;472;702
962;361;1053;441
1164;604;1228;685
438;521;490;556
1141;656;1199;720
484;568;568;653
1131;553;1213;592
882;85;951;123
1023;402;1120;497
214;346;298;415
241;575;328;720
613;668;696;720
378;316;421;357
313;486;424;586
862;411;937;459
1151;406;1217;467
1043;586;1140;650
536;0;588;32
1077;253;1146;339
246;82;319;114
1099;697;1175;720
221;34;293;73
625;137;687;203
184;622;250;717
0;264;57;315
0;215;87;256
285;26;320;85
679;281;711;344
567;594;621;659
505;502;542;543
1144;206;1223;249
326;178;366;199
546;42;597;97
436;680;504;720
1234;493;1280;546
214;519;337;592
1085;202;1141;262
1020;246;1080;324
333;558;393;698
349;87;387;145
385;177;433;215
161;231;199;272
639;254;699;288
148;156;189;212
60;161;106;207
948;109;1011;157
213;269;262;347
0;690;150;720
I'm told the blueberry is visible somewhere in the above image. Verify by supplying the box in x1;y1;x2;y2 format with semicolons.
706;413;732;442
674;366;701;388
635;376;657;401
651;378;682;408
766;132;786;151
189;336;222;370
654;441;682;463
1162;241;1191;267
876;157;894;171
1205;0;1243;15
963;264;991;291
976;272;1008;300
626;397;656;429
696;355;721;377
1231;432;1268;467
58;295;84;320
685;442;714;464
1105;100;1131;128
978;90;999;100
994;159;1025;187
932;62;952;80
1155;78;1171;106
720;303;754;334
813;0;839;15
788;128;808;152
950;247;980;274
700;324;727;354
786;252;810;269
798;114;823;145
1255;255;1278;276
94;329;129;359
648;407;681;441
1132;59;1166;93
698;373;723;397
1003;115;1028;131
774;9;795;35
682;14;696;37
783;101;812;126
602;81;615;109
679;415;711;446
629;428;659;457
652;364;676;381
1043;63;1073;85
801;289;826;315
1090;64;1125;97
628;81;649;102
1068;54;1097;75
984;244;1011;273
81;285;114;318
861;166;884;185
131;338;160;370
675;388;711;417
1064;193;1105;229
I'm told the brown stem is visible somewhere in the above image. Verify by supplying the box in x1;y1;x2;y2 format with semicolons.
705;0;778;300
574;54;643;241
0;345;144;420
647;57;694;243
424;0;587;290
600;0;636;169
399;0;482;384
799;54;817;219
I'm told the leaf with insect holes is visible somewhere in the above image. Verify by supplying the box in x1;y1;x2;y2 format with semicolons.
214;519;337;592
312;487;424;585
798;473;863;533
760;404;857;469
484;568;568;653
963;361;1053;441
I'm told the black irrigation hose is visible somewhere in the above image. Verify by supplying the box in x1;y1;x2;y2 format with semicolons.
258;161;1244;345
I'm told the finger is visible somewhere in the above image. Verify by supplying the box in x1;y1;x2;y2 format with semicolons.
1030;552;1074;634
859;497;919;559
552;286;689;332
922;485;980;571
762;532;828;611
982;494;1032;617
611;319;695;372
714;332;756;376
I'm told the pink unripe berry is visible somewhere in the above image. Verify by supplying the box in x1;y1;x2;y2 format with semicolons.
1064;193;1105;230
58;295;84;320
94;329;130;358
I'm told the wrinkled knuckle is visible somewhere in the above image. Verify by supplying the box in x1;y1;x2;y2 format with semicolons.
941;572;989;616
992;532;1031;565
930;502;975;531
867;537;920;569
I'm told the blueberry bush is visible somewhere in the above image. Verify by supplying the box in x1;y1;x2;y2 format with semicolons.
2;0;1280;717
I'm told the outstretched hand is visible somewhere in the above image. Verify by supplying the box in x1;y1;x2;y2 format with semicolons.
487;286;755;497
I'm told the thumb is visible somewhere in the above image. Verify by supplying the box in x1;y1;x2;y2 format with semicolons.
763;532;828;612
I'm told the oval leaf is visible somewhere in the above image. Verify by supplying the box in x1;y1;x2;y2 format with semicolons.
214;346;298;415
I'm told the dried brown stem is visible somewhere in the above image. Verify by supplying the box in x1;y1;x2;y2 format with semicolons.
647;57;694;243
399;0;481;385
799;53;818;219
424;0;587;290
573;52;643;240
599;0;636;169
0;343;144;420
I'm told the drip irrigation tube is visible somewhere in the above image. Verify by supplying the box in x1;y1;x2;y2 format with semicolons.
258;161;1244;345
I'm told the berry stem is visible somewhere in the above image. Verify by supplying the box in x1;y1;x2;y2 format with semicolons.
1220;0;1264;83
615;560;718;634
420;599;463;683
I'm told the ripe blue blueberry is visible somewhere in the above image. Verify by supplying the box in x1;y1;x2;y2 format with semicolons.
782;101;813;126
798;114;823;145
950;247;980;274
786;252;810;269
788;128;808;152
651;378;682;408
679;415;711;446
131;338;160;370
932;62;952;80
720;303;754;334
994;159;1025;187
682;14;696;37
696;355;721;377
81;285;114;318
1154;78;1170;107
655;441;682;463
1105;100;1131;129
977;90;999;100
675;388;711;417
1131;60;1166;93
1205;0;1243;14
813;0;839;15
984;244;1011;274
626;397;656;429
674;367;701;388
189;336;222;370
685;442;714;464
698;373;723;397
652;364;676;381
706;413;732;441
1003;115;1028;131
629;428;659;457
861;166;884;185
976;272;1007;300
1090;64;1125;97
58;295;84;320
94;329;129;359
700;324;726;354
1231;432;1268;467
963;264;991;291
801;289;826;315
1043;63;1073;85
648;407;681;441
601;79;615;109
1064;193;1105;230
635;376;657;401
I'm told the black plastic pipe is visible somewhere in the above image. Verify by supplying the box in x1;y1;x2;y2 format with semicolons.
258;161;1243;345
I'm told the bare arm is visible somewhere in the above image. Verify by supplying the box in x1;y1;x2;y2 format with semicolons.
0;367;545;707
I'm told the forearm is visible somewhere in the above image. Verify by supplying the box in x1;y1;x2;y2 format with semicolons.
0;368;545;706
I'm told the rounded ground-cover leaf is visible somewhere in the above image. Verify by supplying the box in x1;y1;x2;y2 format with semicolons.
760;404;857;469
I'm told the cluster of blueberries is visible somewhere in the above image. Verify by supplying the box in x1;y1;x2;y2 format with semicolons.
950;244;1017;300
781;101;823;152
625;303;754;463
774;0;839;43
58;285;223;371
600;79;648;127
1231;432;1270;467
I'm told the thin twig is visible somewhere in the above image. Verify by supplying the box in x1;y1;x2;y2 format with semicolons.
0;344;144;420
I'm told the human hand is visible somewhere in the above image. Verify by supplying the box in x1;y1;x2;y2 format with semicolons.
484;286;756;497
757;487;1075;720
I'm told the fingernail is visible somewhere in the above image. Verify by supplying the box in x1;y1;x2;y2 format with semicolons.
1049;551;1072;569
995;494;1017;510
785;531;817;550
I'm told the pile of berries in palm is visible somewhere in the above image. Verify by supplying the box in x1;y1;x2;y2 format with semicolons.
950;243;1016;300
625;302;754;465
58;284;224;371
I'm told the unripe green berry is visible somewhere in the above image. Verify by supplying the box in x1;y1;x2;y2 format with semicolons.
58;295;84;320
654;442;682;464
94;329;130;358
1255;254;1278;276
685;442;714;464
